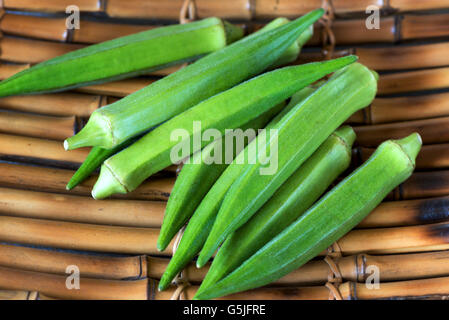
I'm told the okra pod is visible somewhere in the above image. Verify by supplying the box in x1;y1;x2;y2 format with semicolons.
157;102;285;251
158;85;318;291
0;18;243;97
197;62;378;266
197;126;355;292
65;18;312;192
64;9;325;150
91;56;356;199
194;133;422;300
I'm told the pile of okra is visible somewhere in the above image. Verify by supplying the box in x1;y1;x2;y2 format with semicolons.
0;9;421;299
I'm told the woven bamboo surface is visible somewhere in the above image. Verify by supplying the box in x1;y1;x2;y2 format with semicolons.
1;0;449;300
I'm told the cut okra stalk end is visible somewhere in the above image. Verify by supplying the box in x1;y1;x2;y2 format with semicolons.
64;111;114;150
333;125;356;152
91;164;128;199
392;133;422;168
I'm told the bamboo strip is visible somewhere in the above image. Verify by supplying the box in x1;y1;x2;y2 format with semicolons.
354;116;449;147
390;0;449;11
4;13;449;48
294;42;449;70
378;67;449;95
0;133;89;165
2;209;448;260
0;187;165;227
357;143;449;170
253;0;384;18
360;196;449;228
0;244;147;280
0;289;39;300
213;277;449;300
72;20;153;44
309;17;396;45
0;266;148;300
224;277;449;300
349;92;449;124
397;170;449;200
76;78;154;97
3;0;103;12
148;251;449;286
105;0;184;20
336;222;449;255
106;0;252;20
0;93;103;117
357;42;449;71
0;162;174;201
0;37;84;64
254;0;323;19
0;112;75;140
0;63;29;80
349;277;449;300
0;14;68;42
401;14;449;40
0;216;173;255
194;0;252;20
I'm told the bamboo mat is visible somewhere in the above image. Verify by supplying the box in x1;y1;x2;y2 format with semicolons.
1;0;449;300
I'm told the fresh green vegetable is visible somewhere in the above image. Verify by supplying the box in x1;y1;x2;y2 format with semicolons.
65;17;312;193
91;56;356;200
0;18;243;97
157;102;286;251
157;85;319;291
64;9;325;150
194;133;422;300
66;140;135;190
157;19;313;252
197;126;355;292
197;62;378;267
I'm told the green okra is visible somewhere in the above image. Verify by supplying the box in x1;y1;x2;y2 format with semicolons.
65;17;313;192
196;126;355;293
91;55;357;200
157;85;319;291
197;62;378;267
157;19;313;252
194;133;422;300
64;9;325;150
157;102;286;251
0;18;243;97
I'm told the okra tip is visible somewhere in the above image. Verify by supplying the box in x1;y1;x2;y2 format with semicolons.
91;164;127;199
393;132;422;167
